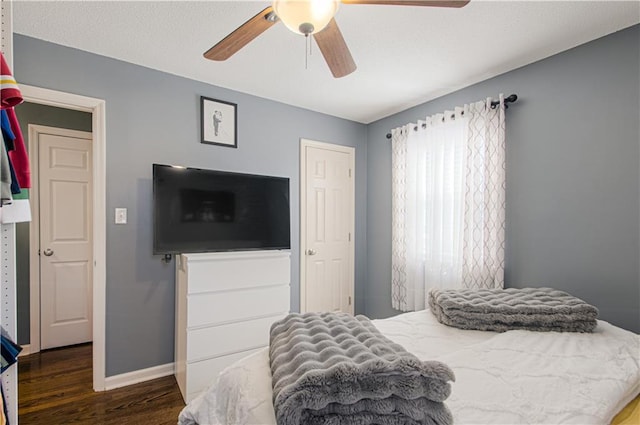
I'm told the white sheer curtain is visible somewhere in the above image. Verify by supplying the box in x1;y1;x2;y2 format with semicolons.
391;95;506;311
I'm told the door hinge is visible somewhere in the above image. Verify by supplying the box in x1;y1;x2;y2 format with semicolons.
348;232;351;242
37;249;40;255
348;296;352;306
349;169;352;178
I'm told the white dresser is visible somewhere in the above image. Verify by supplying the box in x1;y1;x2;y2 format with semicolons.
174;250;291;403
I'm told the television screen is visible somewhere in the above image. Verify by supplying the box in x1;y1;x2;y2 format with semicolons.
153;164;290;254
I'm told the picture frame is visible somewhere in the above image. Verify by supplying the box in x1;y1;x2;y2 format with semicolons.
201;96;237;148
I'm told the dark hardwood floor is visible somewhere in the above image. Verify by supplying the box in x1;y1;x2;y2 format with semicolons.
18;344;186;424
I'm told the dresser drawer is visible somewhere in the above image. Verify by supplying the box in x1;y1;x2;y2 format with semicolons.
185;348;262;403
182;252;291;294
187;285;290;328
187;314;285;362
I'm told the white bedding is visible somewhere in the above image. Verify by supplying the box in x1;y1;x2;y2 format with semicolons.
178;309;640;425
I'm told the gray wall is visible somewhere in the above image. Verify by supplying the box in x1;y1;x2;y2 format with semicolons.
14;102;92;345
14;34;368;376
366;25;640;333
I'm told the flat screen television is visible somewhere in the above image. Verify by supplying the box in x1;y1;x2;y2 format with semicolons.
153;164;290;254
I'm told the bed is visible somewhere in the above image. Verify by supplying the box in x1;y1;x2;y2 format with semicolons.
178;309;640;425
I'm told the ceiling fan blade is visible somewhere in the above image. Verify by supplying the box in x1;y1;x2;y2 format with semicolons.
341;0;470;7
204;7;278;61
313;19;357;78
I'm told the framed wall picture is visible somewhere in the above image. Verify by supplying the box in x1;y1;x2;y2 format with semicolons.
201;96;237;148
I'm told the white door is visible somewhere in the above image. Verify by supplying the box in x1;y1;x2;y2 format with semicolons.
38;128;93;350
301;140;355;314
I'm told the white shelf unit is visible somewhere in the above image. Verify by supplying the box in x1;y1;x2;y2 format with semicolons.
1;224;18;425
175;250;291;403
1;2;19;423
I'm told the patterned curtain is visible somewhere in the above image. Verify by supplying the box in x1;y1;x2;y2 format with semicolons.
462;96;506;289
391;95;506;311
391;125;409;310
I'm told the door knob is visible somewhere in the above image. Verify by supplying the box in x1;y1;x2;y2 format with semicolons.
43;248;54;256
307;249;317;256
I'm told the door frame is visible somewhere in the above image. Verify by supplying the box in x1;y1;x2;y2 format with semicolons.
299;138;355;314
29;124;94;351
22;84;107;392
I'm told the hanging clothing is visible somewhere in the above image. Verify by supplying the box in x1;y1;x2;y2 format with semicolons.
0;51;27;211
0;132;12;206
6;155;20;195
0;112;13;148
0;329;21;425
0;112;20;195
0;56;30;224
0;52;22;110
0;385;7;425
0;332;21;374
5;109;30;189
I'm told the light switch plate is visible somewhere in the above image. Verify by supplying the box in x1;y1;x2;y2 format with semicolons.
115;208;127;224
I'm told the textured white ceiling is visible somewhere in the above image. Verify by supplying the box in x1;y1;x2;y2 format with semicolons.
12;1;640;123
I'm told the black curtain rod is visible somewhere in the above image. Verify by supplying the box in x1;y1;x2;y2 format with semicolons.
385;94;518;139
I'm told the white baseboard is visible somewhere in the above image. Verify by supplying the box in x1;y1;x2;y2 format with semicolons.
18;344;32;357
104;362;175;391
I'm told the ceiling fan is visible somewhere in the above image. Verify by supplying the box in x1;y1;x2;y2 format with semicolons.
204;0;470;78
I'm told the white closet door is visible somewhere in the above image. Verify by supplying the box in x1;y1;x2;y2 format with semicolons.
39;129;93;350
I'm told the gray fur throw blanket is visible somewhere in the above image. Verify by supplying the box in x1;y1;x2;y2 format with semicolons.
428;287;599;333
269;312;455;425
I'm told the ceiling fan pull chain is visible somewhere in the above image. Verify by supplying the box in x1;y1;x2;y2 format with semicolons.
305;34;309;70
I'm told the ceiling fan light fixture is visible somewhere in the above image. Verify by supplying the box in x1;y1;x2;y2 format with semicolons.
272;0;340;36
